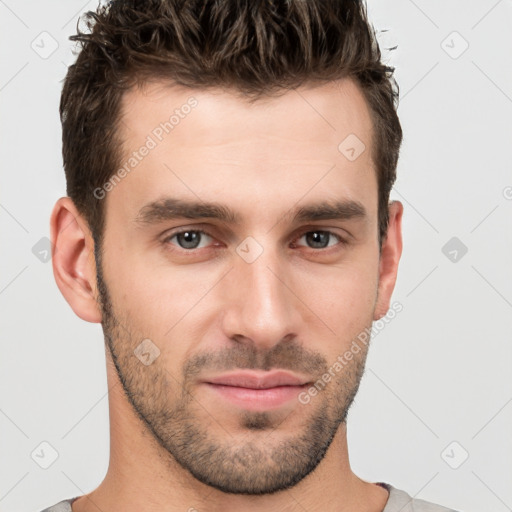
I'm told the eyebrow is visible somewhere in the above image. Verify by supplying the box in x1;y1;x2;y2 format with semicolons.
135;197;367;226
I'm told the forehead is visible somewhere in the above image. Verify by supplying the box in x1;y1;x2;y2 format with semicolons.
109;78;377;228
120;78;373;150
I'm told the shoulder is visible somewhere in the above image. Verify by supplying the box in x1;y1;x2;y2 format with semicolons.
380;483;460;512
39;497;78;512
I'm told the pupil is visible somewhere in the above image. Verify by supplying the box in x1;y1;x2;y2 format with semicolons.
307;231;328;248
179;231;200;249
176;231;330;250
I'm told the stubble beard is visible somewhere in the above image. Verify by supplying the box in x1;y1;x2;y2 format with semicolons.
95;248;370;495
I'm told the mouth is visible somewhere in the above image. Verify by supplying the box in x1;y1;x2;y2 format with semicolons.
201;370;311;411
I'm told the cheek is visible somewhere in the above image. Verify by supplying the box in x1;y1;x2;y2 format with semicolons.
105;252;221;341
102;231;380;365
103;263;210;381
113;253;377;310
294;257;379;349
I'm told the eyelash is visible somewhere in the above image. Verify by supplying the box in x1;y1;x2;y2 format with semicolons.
162;228;347;253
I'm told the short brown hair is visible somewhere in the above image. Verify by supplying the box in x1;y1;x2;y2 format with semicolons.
60;0;402;246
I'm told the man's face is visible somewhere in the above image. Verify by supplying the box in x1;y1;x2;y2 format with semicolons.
97;79;385;494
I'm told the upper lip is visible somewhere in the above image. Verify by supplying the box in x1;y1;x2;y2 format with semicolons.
204;370;310;389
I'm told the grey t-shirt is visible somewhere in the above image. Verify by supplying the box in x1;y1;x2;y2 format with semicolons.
39;483;459;511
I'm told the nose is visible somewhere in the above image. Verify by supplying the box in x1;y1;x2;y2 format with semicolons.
220;244;302;352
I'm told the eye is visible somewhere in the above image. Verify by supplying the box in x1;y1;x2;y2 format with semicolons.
164;229;214;250
294;230;343;250
162;228;345;253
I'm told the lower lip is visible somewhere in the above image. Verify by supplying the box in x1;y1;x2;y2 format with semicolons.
203;383;308;411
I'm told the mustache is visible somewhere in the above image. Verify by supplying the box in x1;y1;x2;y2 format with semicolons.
183;340;328;379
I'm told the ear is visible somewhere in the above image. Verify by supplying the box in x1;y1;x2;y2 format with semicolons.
374;200;403;320
50;197;102;323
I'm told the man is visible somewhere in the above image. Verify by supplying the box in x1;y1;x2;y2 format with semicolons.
43;0;458;511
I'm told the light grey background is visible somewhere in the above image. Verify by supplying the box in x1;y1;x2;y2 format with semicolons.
1;1;511;511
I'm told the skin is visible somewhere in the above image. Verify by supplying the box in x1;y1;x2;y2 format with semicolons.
51;77;403;512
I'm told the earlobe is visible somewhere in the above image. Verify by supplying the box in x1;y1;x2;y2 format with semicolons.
374;200;403;320
50;197;102;323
